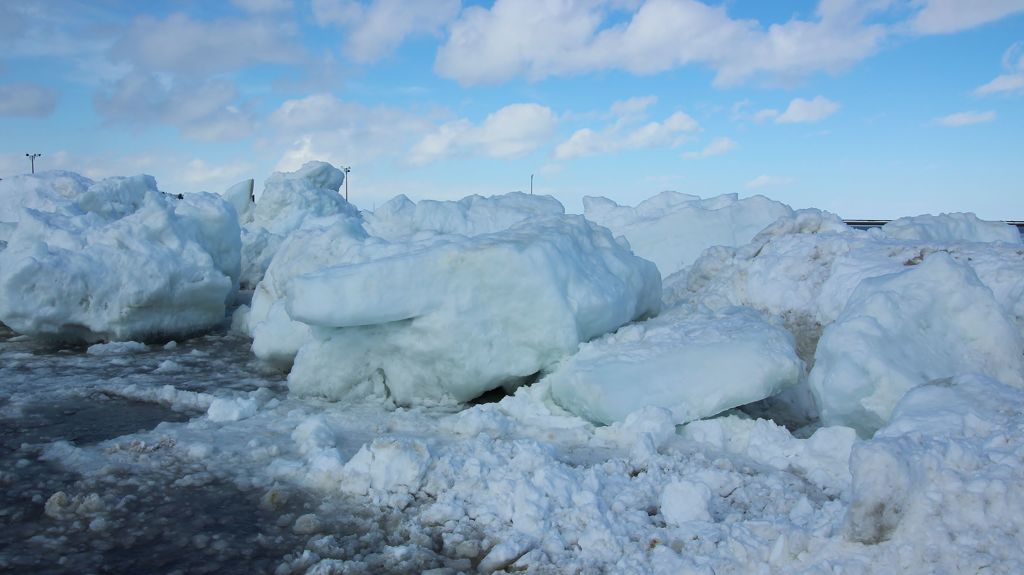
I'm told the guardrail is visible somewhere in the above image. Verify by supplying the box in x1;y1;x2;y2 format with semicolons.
844;220;1024;232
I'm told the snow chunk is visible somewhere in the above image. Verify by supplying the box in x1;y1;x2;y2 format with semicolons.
0;172;241;342
340;438;432;507
286;215;661;405
809;252;1024;436
0;170;94;239
86;341;148;355
661;480;712;524
881;212;1021;245
206;396;258;422
549;306;802;425
846;374;1024;560
584;191;793;277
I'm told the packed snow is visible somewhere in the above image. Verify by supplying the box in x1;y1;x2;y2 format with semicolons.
3;161;1024;574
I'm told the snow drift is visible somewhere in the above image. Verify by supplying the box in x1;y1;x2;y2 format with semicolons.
0;172;240;342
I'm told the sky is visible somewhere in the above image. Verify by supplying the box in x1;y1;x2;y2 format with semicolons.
1;0;1022;219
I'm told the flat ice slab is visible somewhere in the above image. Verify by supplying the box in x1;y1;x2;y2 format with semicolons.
285;214;662;405
549;305;803;425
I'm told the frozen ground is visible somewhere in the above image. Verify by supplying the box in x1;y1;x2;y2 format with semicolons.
3;167;1024;574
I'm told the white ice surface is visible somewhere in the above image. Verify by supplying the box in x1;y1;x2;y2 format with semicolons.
584;191;793;277
881;212;1022;244
0;173;241;342
548;305;802;425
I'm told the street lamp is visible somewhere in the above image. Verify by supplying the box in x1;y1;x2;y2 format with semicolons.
26;153;41;174
343;166;351;201
530;173;534;195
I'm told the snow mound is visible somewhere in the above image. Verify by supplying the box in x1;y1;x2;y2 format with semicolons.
238;161;358;288
881;212;1022;244
584;191;793;277
0;172;240;342
548;306;802;425
809;252;1024;436
363;192;564;241
284;214;661;404
845;374;1024;571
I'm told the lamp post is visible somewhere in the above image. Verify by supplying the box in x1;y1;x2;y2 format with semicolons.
26;153;41;174
530;173;534;195
343;166;351;201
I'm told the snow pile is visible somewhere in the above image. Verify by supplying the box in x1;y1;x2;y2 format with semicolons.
548;305;802;425
584;191;793;277
0;173;241;342
235;162;359;288
845;374;1024;571
363;192;564;241
881;212;1022;244
809;253;1024;435
285;215;661;404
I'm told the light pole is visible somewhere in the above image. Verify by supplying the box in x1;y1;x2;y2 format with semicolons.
530;173;534;195
343;166;351;201
26;153;41;174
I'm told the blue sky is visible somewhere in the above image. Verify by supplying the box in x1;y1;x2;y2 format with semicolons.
1;0;1022;219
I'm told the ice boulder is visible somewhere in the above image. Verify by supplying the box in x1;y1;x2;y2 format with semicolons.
584;191;793;277
0;170;95;242
363;192;564;241
548;306;802;425
284;215;662;405
0;173;241;342
809;252;1024;436
239;161;359;288
845;374;1024;560
880;212;1021;245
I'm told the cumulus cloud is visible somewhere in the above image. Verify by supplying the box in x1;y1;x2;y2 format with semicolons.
746;175;794;189
409;103;557;165
435;0;889;86
774;96;840;124
683;137;737;159
975;42;1024;96
93;72;254;141
554;97;700;161
230;0;293;13
109;13;301;76
910;0;1024;35
313;0;460;63
932;110;997;127
181;159;255;188
270;93;438;170
0;83;58;117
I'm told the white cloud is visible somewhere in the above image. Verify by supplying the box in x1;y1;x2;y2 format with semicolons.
435;0;890;86
975;42;1024;96
410;103;558;165
753;108;780;123
554;98;700;161
313;0;460;63
93;72;254;141
109;13;301;76
746;175;794;189
683;137;737;159
910;0;1024;35
775;96;840;124
0;83;58;117
932;110;997;127
231;0;293;13
181;159;255;188
269;93;438;170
